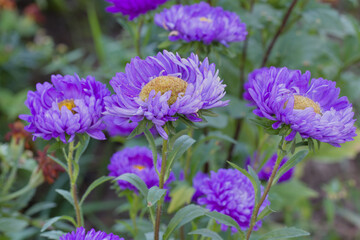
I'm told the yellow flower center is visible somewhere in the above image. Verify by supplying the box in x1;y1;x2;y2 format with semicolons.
199;17;212;23
58;99;76;113
139;76;188;105
133;165;146;171
292;95;321;114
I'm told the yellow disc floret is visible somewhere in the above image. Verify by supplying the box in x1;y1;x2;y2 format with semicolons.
292;95;321;114
133;165;146;171
58;99;76;113
139;76;188;105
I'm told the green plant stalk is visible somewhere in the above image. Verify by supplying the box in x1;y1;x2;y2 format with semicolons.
2;139;24;195
245;140;287;240
87;0;106;64
184;128;193;180
66;141;83;227
134;16;145;58
0;169;43;202
154;127;168;240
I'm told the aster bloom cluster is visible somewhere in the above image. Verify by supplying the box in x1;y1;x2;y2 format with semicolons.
105;0;167;20
59;227;123;240
104;50;229;139
244;67;357;147
246;153;293;183
108;146;174;193
195;169;270;232
20;74;110;143
155;2;247;46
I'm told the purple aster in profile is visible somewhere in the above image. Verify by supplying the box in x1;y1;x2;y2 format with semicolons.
246;153;293;183
105;0;167;20
154;2;247;46
108;146;175;196
244;67;356;147
197;169;270;232
104;50;229;139
60;227;123;240
20;74;110;143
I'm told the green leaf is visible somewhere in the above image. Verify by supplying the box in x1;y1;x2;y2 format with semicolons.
147;186;166;207
48;140;66;152
258;227;310;240
257;206;276;221
163;204;208;240
205;211;242;233
40;231;66;240
228;162;260;206
128;120;147;139
199;109;219;117
47;155;67;171
168;129;189;150
273;150;308;184
55;189;74;207
25;201;56;216
167;183;195;213
41;216;77;232
80;176;113;205
0;218;28;233
144;128;159;175
114;173;149;198
188;229;223;240
166;135;195;178
248;166;261;205
74;134;90;163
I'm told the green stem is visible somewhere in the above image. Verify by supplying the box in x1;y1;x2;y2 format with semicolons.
66;141;83;227
184;128;193;180
134;16;145;58
2;139;24;195
87;0;105;64
154;127;168;240
246;140;288;240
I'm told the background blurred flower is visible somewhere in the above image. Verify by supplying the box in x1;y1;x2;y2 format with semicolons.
244;67;356;147
108;146;175;197
155;2;247;46
20;74;111;143
196;169;270;232
59;227;123;240
36;146;64;184
105;0;167;20
104;50;229;139
191;171;208;202
246;153;293;183
5;120;31;147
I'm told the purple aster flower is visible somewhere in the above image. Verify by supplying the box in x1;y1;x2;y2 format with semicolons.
104;50;229;139
20;74;110;143
197;169;270;232
191;171;208;202
108;146;175;196
60;227;123;240
154;2;247;46
246;153;293;183
104;116;138;137
105;0;167;20
244;67;357;147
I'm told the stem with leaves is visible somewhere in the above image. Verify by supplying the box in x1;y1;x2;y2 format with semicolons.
260;0;299;67
245;139;288;240
154;127;168;240
65;141;83;227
